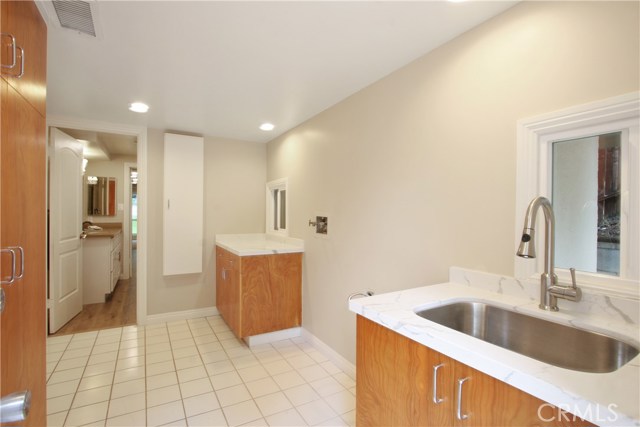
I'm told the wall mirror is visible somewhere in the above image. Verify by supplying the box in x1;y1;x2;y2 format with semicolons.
87;176;116;216
516;92;639;296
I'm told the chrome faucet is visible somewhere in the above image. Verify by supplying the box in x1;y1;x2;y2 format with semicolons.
516;196;582;311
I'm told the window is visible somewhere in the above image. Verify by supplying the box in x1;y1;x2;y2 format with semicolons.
552;132;622;276
516;92;639;295
267;178;288;235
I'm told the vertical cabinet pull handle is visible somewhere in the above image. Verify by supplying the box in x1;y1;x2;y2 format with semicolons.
13;246;24;280
16;46;24;78
0;288;5;314
1;247;25;284
1;33;17;69
1;248;17;285
456;377;470;420
432;364;444;404
222;269;226;281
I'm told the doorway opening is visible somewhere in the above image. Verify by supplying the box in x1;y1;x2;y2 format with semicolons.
48;127;139;336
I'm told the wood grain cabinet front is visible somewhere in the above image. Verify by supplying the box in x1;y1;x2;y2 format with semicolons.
356;316;595;427
1;0;47;116
0;2;47;424
215;246;302;339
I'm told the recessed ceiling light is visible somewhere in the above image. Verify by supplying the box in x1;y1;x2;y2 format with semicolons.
129;102;149;113
259;123;275;131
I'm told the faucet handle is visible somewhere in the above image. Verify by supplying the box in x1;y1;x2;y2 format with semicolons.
550;268;582;302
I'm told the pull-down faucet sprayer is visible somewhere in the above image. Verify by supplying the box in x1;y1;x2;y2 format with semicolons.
517;196;582;311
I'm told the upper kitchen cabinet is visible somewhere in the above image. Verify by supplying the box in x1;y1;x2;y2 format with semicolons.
1;0;47;117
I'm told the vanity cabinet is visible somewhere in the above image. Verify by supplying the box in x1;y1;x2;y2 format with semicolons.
356;316;595;427
83;230;122;304
215;246;302;338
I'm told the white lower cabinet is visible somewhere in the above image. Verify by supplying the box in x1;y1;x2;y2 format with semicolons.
83;231;122;304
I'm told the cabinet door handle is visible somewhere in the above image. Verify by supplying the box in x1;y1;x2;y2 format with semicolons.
222;269;226;281
15;46;24;78
1;33;17;69
432;364;444;404
456;377;470;420
1;248;17;285
12;246;24;280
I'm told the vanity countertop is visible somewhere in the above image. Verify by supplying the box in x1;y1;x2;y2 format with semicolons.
349;268;640;427
215;233;304;256
84;223;122;239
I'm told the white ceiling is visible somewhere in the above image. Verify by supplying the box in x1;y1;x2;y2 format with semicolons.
43;1;517;144
59;128;137;160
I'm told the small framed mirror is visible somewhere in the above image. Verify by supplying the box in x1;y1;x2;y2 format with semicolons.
87;176;116;216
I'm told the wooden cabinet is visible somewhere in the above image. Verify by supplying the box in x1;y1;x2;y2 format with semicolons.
0;2;47;425
216;246;241;334
356;316;595;427
1;0;47;116
83;231;123;304
216;246;302;338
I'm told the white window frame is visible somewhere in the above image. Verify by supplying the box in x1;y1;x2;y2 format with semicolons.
515;92;639;297
266;178;289;236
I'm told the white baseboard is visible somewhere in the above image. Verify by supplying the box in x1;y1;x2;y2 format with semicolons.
244;327;301;347
301;328;356;380
144;306;219;325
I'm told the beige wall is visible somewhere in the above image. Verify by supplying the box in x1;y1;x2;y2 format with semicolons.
146;128;266;315
266;1;640;363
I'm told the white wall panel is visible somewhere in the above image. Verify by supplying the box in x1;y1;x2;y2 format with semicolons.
164;133;204;275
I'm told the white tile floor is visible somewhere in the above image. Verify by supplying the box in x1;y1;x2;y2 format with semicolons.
46;316;356;427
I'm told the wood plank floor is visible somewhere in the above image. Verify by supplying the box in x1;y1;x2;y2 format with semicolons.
50;268;136;337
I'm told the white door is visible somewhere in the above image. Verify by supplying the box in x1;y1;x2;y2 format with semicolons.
49;128;84;333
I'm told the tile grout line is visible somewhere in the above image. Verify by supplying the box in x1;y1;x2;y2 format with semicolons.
48;316;356;427
102;327;124;427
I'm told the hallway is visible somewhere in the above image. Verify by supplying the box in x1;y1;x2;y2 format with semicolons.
51;248;137;337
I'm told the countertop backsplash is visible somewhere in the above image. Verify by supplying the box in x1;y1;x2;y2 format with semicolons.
449;267;640;328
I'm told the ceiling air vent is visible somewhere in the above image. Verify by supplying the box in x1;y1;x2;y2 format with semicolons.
52;0;96;37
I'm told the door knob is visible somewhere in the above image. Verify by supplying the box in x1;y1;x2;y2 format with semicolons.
0;390;31;423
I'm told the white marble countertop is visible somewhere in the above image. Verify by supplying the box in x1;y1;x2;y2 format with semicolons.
349;268;640;426
215;233;304;256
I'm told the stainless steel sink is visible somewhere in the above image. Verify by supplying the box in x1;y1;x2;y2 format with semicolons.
415;301;639;373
